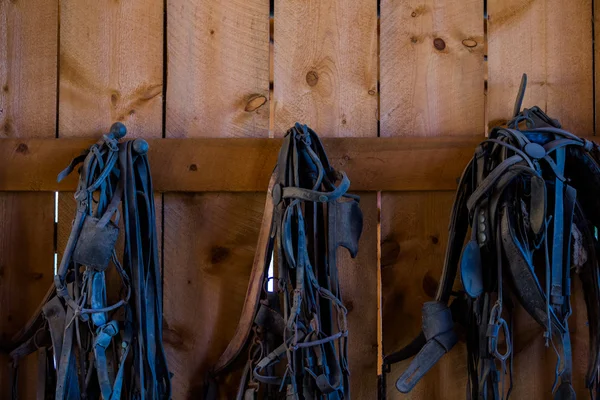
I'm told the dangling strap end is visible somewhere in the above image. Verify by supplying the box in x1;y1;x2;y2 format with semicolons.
513;73;528;118
395;302;457;393
57;152;88;183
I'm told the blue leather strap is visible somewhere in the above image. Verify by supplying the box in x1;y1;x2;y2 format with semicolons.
395;302;457;393
94;320;119;399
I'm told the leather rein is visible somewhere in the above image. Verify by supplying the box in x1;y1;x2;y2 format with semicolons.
5;123;170;399
384;75;600;400
207;123;363;399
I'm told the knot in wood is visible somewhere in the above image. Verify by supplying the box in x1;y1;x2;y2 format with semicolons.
433;38;446;51
381;239;400;268
306;71;319;87
16;143;29;154
245;95;267;112
462;38;477;48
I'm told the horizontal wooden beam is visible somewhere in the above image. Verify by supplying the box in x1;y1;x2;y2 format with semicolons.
0;136;482;192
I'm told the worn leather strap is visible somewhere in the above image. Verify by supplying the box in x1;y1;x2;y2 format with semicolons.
208;124;362;399
6;124;170;399
386;77;600;398
396;302;457;393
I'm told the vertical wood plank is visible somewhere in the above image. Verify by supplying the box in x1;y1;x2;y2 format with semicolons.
166;0;270;138
163;193;265;398
488;1;594;397
59;0;163;138
0;0;57;138
340;193;379;398
57;1;164;239
0;0;57;398
274;0;378;137
165;0;270;397
488;0;593;136
56;1;163;399
380;0;484;398
274;0;379;397
0;195;55;400
380;0;485;137
57;0;164;262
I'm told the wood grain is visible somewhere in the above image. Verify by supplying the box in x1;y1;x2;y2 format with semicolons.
57;0;164;256
0;0;57;139
0;0;57;398
166;0;270;138
381;192;468;399
380;0;485;137
340;193;379;399
163;193;265;398
380;0;484;398
0;136;483;192
274;0;378;137
487;0;593;136
165;1;270;397
0;194;55;400
59;0;163;138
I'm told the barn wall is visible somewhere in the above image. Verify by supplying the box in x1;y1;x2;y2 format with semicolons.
0;0;596;398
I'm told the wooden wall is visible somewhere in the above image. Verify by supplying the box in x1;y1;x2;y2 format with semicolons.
0;0;596;399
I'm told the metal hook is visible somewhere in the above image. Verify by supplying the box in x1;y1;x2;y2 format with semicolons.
488;302;512;362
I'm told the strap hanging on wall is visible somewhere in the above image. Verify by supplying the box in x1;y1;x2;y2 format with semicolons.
384;74;600;400
4;123;171;399
206;123;364;399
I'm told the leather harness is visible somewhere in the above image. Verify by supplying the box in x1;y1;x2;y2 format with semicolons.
4;123;171;399
206;124;363;399
384;74;600;399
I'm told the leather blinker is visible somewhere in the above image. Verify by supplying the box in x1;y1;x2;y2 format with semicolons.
73;217;119;271
460;240;484;298
329;199;363;258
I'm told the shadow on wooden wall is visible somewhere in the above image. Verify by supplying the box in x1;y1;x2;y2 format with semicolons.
0;0;598;399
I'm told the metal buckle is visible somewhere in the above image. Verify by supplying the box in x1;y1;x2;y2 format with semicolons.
487;303;512;362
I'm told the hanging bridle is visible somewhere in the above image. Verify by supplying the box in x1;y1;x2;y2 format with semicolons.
384;74;600;399
206;123;363;399
5;123;170;399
